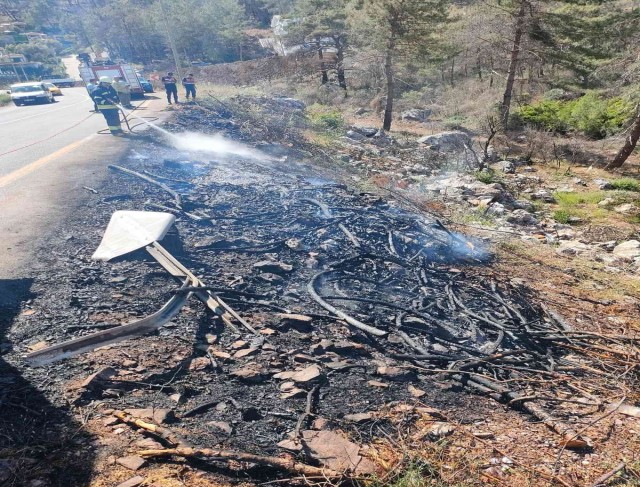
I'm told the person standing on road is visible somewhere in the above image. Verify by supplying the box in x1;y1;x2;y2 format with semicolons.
182;73;196;101
86;78;99;112
92;76;123;136
161;71;178;104
112;76;133;108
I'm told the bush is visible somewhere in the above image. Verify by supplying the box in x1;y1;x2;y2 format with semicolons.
474;170;497;184
0;93;10;107
609;178;640;192
553;209;572;224
517;92;634;139
306;103;345;131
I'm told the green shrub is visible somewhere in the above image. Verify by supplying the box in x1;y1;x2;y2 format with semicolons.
553;209;572;224
609;178;640;192
544;88;567;100
474;170;497;184
306;103;344;131
0;93;10;107
554;191;605;206
517;92;633;139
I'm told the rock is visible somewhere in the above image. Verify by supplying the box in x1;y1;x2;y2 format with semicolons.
103;416;120;426
346;130;366;141
209;349;231;360
614;203;639;215
277;313;313;331
134;438;163;449
612;240;640;261
325;361;352;371
376;365;416;382
598;197;615;207
530;190;556;203
234;348;259;359
208;421;233;435
408;385;426;398
486;202;505;217
189;357;211;371
281;387;307;399
311;339;334;355
511;199;535;212
258;272;283;284
350;125;378;137
232;340;248;349
230;364;267;383
344;412;373;423
253;260;293;274
116;476;146;487
273;370;296;380
496;160;515;174
299;430;377;475
367;380;389;388
290;365;324;384
354;107;368;116
506;209;538;226
124;408;175;424
597;240;617;252
401;108;432;122
429;422;456;439
81;366;117;389
293;353;316;363
205;333;218;344
572;177;587;186
274;97;305;110
594;178;612;190
116;456;147;471
332;340;366;354
556;240;592;256
417;131;471;152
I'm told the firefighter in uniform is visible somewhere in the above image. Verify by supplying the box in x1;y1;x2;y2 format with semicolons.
93;76;123;136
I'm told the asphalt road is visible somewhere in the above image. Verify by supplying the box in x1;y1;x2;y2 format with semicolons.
0;87;130;276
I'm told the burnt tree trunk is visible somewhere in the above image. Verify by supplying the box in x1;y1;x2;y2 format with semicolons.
335;36;347;90
383;33;396;131
500;0;527;128
317;44;328;85
607;111;640;169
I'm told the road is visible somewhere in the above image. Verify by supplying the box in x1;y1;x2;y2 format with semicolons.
0;87;166;276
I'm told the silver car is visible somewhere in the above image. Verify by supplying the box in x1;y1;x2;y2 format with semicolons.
10;82;55;106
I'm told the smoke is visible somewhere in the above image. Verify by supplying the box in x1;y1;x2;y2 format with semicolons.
168;132;274;162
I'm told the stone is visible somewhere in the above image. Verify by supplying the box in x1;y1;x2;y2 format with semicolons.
486;202;505;217
299;430;376;475
594;178;612;190
376;366;416;382
116;455;147;471
134;438;163;449
408;385;426;398
81;367;117;389
597;240;617;252
209;349;231;360
417;131;471;152
530;190;556;203
350;125;378;137
208;421;233;435
281;387;307;399
234;348;259;359
116;477;146;487
311;339;334;355
103;416;120;426
290;365;324;384
325;361;352;371
205;333;218;344
496;160;515;174
273;370;296;380
253;260;294;274
332;340;366;354
401;108;432;122
277;313;313;331
573;177;587;186
232;340;248;349
293;353;316;363
614;203;639;215
367;380;389;388
511;199;535;212
189;357;211;371
598;197;615;207
556;240;592;256
344;413;373;423
612;240;640;261
345;130;366;141
230;364;267;383
506;209;538;226
274;97;305;110
429;422;456;439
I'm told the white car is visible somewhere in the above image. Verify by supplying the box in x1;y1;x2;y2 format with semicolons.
9;82;55;106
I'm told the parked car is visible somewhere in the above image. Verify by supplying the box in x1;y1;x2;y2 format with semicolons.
43;82;63;96
41;76;77;87
136;73;154;93
9;82;55;106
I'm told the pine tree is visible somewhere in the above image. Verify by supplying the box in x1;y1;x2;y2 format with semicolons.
353;0;449;131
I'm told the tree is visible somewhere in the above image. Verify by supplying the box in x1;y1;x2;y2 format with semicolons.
288;0;349;89
353;0;449;131
500;0;528;127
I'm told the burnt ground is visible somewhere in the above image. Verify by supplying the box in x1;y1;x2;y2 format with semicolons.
2;101;639;486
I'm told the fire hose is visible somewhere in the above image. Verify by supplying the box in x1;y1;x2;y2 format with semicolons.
96;98;160;135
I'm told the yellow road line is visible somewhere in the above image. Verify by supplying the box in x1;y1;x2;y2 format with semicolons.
0;134;95;189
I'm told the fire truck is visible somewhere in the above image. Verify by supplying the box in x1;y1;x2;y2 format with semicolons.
77;54;145;99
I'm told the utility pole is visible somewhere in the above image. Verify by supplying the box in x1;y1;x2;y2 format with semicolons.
158;0;183;80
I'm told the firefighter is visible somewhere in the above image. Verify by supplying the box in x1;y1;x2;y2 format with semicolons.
93;76;124;136
161;71;178;104
112;76;133;108
182;73;196;101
